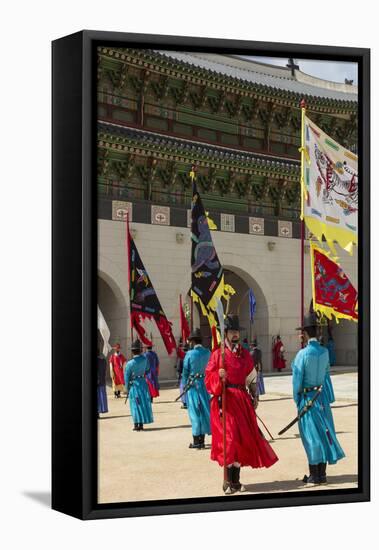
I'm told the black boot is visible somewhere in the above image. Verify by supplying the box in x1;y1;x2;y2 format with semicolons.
231;466;247;492
303;464;320;484
133;423;139;431
198;435;205;449
318;463;327;484
189;435;201;449
139;423;144;431
223;466;235;494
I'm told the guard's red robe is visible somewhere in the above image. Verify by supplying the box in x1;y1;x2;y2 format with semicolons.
273;340;286;370
109;353;126;386
205;346;278;468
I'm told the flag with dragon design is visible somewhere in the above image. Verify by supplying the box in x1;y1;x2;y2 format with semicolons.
303;114;358;255
311;242;358;322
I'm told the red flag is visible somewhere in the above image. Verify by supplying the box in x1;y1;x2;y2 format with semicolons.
179;295;190;343
126;219;177;354
311;243;358;322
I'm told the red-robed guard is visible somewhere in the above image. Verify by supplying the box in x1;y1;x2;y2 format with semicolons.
109;343;126;398
205;315;279;494
272;335;286;371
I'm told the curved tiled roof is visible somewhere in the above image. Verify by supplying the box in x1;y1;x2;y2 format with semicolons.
98;121;300;174
156;50;358;103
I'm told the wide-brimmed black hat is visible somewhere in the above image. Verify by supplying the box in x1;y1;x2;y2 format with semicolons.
224;314;244;332
131;339;142;352
296;312;319;331
188;328;202;341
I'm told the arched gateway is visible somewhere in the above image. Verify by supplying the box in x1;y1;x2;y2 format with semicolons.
98;272;128;356
189;265;272;371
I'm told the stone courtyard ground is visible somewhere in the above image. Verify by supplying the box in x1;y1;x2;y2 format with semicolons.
98;372;357;504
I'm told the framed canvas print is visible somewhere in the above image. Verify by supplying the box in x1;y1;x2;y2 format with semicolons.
52;30;370;520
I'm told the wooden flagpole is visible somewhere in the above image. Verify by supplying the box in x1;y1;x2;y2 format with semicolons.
299;99;307;348
221;340;227;488
126;211;134;348
215;298;227;489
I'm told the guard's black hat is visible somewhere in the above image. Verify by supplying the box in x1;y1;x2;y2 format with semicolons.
131;339;142;352
188;328;202;341
296;312;319;331
224;314;244;332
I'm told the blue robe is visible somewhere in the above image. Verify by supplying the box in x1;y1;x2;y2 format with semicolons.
144;350;160;397
326;338;336;366
182;345;211;436
124;355;154;425
97;355;108;414
291;339;345;465
256;371;266;396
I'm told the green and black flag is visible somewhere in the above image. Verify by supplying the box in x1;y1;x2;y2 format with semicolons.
127;222;176;354
190;175;234;328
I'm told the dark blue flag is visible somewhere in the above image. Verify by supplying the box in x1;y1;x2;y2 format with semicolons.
248;288;256;323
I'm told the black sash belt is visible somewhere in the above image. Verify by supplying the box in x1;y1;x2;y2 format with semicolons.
225;383;247;391
302;385;321;394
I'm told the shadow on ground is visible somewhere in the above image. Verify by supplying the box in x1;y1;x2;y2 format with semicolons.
275;431;350;441
22;491;51;508
332;403;358;409
260;397;292;403
243;473;358;493
153;401;181;405
143;424;191;431
100;414;131;420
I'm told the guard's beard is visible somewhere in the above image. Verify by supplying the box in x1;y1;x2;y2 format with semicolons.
231;338;240;346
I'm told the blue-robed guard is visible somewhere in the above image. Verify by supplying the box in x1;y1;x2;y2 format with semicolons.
177;342;189;409
250;338;265;399
326;336;336;366
124;339;154;431
97;349;108;417
182;328;211;449
291;313;345;484
144;344;160;402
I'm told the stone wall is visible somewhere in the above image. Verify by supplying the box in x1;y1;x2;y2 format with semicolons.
98;219;358;379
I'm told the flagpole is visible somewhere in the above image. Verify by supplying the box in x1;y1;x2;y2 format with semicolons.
301;220;305;349
299;99;307;348
221;339;227;488
189;166;196;333
179;294;184;342
217;301;227;489
126;211;134;347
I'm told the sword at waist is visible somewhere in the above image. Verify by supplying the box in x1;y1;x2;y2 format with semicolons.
278;384;323;436
300;385;322;394
124;374;145;403
174;373;204;402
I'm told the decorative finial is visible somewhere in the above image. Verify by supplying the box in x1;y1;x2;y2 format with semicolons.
300;99;306;109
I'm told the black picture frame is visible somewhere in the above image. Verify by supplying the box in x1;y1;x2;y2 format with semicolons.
52;30;370;520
